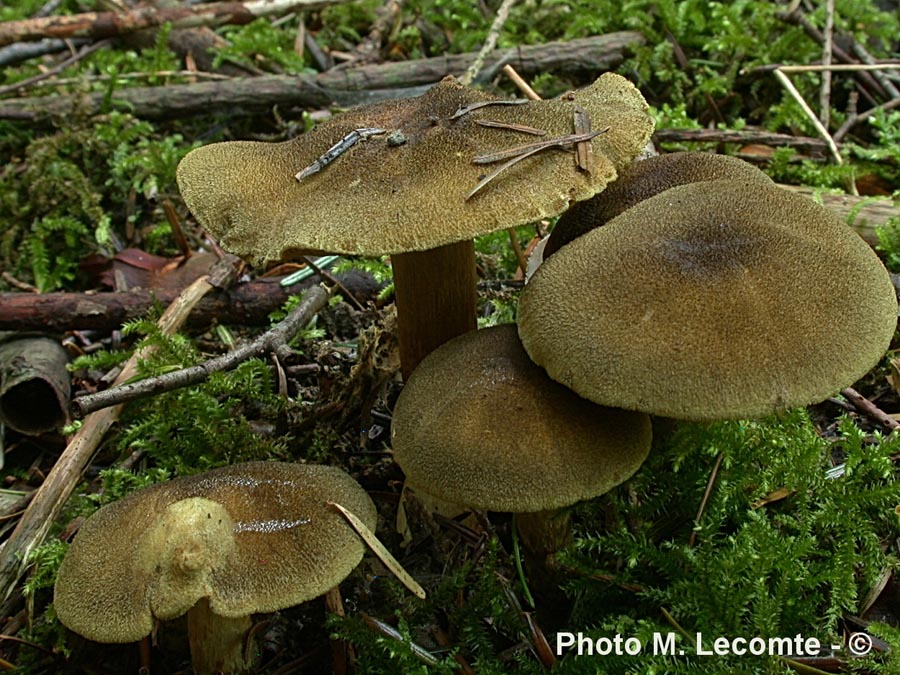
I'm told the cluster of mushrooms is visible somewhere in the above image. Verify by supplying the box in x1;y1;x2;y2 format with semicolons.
52;73;898;674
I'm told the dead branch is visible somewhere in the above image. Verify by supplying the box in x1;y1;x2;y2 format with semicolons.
776;5;885;103
653;127;829;153
0;38;90;67
71;284;330;418
0;271;382;332
0;0;352;48
0;32;645;122
459;0;517;86
842;387;900;433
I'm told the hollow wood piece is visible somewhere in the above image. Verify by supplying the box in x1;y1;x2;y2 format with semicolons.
392;241;477;380
187;597;253;675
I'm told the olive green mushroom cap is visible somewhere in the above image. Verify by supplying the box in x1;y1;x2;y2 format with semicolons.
54;462;376;644
544;151;773;257
391;324;652;512
177;74;653;262
519;180;898;421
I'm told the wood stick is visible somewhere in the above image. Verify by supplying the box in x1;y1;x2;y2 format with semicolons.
819;0;834;129
459;0;517;87
776;6;886;102
0;0;352;48
70;285;330;418
773;69;843;167
0;275;214;603
0;32;645;122
653;127;829;151
500;64;542;274
0;39;110;97
842;387;900;433
0;271;382;332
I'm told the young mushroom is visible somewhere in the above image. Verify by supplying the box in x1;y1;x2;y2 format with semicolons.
390;324;652;557
518;180;899;421
543;151;774;258
54;461;376;675
177;74;654;377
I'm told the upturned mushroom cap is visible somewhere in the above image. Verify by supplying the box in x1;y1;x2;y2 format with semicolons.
54;462;376;644
391;324;652;512
518;180;898;421
544;151;773;257
177;74;653;262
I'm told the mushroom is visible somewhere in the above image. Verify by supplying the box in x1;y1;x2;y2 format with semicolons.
54;461;376;675
177;74;653;377
543;151;774;258
390;324;651;557
518;180;898;421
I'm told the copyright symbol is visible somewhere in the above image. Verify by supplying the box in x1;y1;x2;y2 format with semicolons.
848;632;873;656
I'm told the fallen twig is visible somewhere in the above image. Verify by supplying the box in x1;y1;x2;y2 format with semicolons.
473;118;545;135
841;387;900;433
0;0;352;48
502;63;540;100
773;68;844;168
776;6;886;103
449;98;528;120
819;0;834;129
472;129;607;165
653;126;828;152
0;271;382;332
466;129;608;200
0;39;110;97
0;275;215;604
833;95;900;142
295;127;386;181
71;285;330;418
572;104;594;174
0;32;645;122
459;0;517;87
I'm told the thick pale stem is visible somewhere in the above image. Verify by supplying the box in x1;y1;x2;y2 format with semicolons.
391;240;477;379
515;509;572;558
187;598;253;675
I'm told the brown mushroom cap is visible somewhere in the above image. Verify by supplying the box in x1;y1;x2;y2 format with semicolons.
54;462;376;644
391;324;652;512
176;74;653;262
544;151;773;257
518;180;898;421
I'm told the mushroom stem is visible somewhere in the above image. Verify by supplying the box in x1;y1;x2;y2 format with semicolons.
187;598;253;675
515;509;572;558
391;240;477;379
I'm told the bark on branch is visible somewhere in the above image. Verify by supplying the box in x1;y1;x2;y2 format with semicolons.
71;284;330;417
0;271;382;332
0;32;645;121
0;0;352;48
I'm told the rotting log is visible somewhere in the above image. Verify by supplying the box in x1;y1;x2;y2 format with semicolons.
0;32;645;122
0;271;381;332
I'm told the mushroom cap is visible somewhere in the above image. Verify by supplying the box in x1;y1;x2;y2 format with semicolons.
391;324;652;512
177;74;653;262
518;180;898;421
54;462;376;644
544;151;773;257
